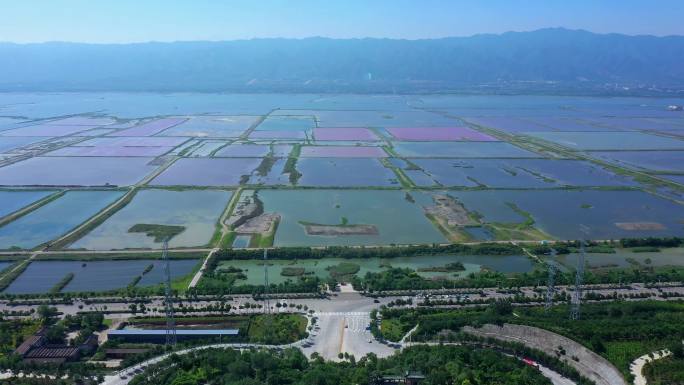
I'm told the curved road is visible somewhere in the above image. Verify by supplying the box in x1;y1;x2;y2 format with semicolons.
102;342;302;385
102;293;576;385
104;338;576;385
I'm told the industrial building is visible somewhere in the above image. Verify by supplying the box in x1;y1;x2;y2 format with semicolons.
108;329;239;343
14;329;98;364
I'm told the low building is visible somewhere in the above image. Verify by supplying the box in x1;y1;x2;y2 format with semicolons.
374;371;425;385
105;348;151;359
78;334;99;355
14;334;47;357
24;345;80;364
405;371;426;385
15;329;99;364
108;329;239;343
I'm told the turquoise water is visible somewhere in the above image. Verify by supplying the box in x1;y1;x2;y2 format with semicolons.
552;248;684;271
298;158;398;187
70;189;231;250
160;115;256;137
2;93;683;120
232;235;252;248
257;116;315;131
4;259;199;294
275;109;458;128
0;190;54;218
0;190;124;249
526;131;684;151
259;189;446;246
453;189;684;240
464;227;495;241
393;141;539;158
0;137;51;153
217;254;534;285
592;151;684;173
412;159;633;188
188;141;230;156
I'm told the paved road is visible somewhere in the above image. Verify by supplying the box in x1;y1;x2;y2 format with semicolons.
92;288;684;385
538;363;577;385
297;293;395;360
187;248;217;288
403;342;577;385
3;285;681;384
2;281;682;319
304;310;394;360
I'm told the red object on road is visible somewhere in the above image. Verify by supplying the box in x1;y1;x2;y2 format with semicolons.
522;358;539;368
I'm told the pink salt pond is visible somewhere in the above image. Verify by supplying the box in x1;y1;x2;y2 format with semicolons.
314;127;379;141
299;145;387;158
386;126;497;141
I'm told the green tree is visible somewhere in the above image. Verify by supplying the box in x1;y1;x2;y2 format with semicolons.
36;304;58;326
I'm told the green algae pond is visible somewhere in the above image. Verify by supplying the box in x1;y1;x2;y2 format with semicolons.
215;254;534;285
551;247;684;271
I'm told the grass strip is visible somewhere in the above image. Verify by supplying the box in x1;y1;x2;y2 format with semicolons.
0;259;31;291
49;272;74;294
47;188;138;250
0;190;65;228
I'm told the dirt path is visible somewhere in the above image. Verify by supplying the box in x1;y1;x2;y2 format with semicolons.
630;349;671;385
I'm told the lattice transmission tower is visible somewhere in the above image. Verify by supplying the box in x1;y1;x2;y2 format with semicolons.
263;248;270;314
570;226;589;320
544;248;557;311
162;239;177;346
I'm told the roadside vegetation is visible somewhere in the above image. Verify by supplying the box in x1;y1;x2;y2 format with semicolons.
247;313;308;344
128;345;552;385
126;313;307;345
0;317;41;357
378;300;684;379
1;238;682;298
213;243;524;261
643;344;684;385
359;263;684;292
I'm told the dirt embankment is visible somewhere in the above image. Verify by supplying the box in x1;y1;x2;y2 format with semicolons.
615;222;665;231
303;224;379;236
423;194;477;227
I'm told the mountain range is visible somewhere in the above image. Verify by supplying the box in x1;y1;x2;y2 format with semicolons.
1;28;684;94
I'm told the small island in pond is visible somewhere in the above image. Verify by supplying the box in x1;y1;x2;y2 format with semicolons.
417;262;466;272
128;223;186;242
299;217;379;236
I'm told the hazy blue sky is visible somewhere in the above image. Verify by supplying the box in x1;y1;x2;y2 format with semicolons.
1;0;683;43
